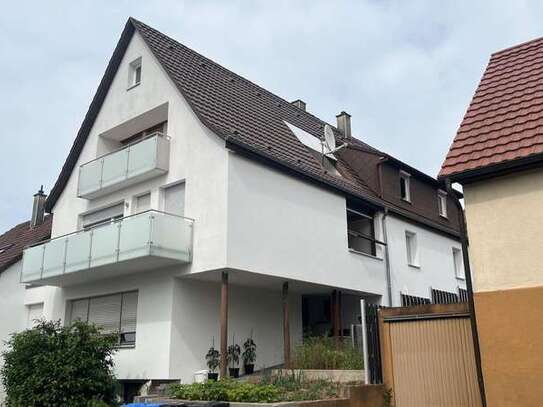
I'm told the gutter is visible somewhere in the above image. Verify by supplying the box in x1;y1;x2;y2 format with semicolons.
445;179;487;407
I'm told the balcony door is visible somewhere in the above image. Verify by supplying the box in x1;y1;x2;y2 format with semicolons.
164;182;185;217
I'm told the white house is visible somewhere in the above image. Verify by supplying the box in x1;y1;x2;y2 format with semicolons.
0;18;466;402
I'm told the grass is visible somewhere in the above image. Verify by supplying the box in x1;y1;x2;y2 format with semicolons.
291;336;364;370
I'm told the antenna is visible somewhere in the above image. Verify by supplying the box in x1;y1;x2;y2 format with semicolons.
322;124;347;157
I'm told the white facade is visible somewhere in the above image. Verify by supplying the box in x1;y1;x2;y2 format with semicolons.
0;29;465;397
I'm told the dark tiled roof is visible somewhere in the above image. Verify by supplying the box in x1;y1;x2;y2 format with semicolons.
440;36;543;179
0;216;52;273
45;18;459;237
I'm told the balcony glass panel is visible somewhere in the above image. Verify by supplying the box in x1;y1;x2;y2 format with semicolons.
127;136;157;178
77;133;169;199
118;214;152;262
42;238;66;278
21;211;192;285
101;149;129;190
65;231;92;273
90;222;121;268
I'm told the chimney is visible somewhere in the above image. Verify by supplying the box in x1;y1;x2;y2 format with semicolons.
336;111;351;139
31;186;47;227
291;99;306;111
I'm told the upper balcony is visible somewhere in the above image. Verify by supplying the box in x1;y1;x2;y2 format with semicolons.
21;210;193;286
78;132;170;199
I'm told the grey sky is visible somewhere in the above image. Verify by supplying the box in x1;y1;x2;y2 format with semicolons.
1;0;542;231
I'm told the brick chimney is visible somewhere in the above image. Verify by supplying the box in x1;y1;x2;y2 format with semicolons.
291;99;306;111
336;111;351;138
31;186;47;227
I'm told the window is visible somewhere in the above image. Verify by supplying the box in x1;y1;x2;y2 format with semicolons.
347;206;376;256
128;57;142;89
453;248;465;279
81;203;124;229
163;183;185;216
438;190;448;218
27;303;44;328
135;193;151;214
68;291;138;346
431;288;459;304
401;293;430;307
399;171;411;202
405;231;419;266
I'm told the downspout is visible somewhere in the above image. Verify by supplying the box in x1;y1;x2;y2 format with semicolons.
445;180;487;407
377;157;393;306
381;208;393;306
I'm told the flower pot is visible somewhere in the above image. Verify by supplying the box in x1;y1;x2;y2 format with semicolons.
208;372;219;381
244;364;255;375
229;367;240;378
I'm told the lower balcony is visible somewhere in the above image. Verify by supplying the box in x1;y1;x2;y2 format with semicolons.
21;210;193;286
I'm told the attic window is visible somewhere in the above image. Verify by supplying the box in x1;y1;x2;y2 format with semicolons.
399;170;411;202
128;57;142;89
438;190;448;218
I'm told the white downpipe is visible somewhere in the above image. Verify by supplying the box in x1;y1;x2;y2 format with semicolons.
360;299;369;384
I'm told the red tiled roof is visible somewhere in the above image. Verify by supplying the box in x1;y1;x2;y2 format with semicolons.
0;216;52;273
440;36;543;180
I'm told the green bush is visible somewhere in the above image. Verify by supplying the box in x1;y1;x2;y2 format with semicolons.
1;320;118;407
291;336;364;370
169;373;339;403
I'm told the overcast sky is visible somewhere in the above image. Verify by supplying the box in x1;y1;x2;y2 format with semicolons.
2;0;543;231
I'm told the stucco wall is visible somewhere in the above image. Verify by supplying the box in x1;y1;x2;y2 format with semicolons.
386;215;466;305
464;168;543;292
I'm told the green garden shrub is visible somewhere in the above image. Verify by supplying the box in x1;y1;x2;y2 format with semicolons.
1;320;118;406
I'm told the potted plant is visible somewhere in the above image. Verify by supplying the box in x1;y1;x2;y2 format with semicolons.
242;335;257;375
227;336;241;378
205;340;220;381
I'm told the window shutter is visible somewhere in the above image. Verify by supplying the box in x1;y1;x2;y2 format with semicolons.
121;292;138;333
82;203;124;228
70;299;89;323
88;294;122;334
136;193;151;213
164;183;185;216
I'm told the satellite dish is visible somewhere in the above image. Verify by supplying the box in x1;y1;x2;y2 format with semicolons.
324;124;336;152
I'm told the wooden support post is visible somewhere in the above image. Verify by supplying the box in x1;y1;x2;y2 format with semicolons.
220;271;229;378
333;290;341;345
282;282;291;368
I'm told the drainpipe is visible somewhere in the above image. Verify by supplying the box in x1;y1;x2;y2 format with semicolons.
381;208;393;306
445;180;487;407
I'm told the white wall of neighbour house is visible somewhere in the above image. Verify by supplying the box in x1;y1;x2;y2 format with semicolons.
385;215;466;305
225;153;388;298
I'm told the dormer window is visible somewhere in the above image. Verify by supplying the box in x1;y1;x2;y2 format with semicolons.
399;170;411;202
128;57;142;89
438;190;448;218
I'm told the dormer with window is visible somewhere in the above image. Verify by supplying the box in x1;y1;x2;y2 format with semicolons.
399;170;411;202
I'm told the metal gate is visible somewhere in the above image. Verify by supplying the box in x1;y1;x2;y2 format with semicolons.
379;303;482;407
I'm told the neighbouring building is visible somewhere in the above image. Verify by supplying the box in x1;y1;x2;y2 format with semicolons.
440;36;543;407
1;18;466;401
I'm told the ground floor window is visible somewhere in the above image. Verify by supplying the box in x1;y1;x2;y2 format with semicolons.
68;291;138;346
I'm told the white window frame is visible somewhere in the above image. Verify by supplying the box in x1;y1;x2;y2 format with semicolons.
438;190;448;218
79;201;125;229
161;180;186;217
128;57;142;89
453;247;465;280
399;170;411;202
405;230;419;268
133;191;151;215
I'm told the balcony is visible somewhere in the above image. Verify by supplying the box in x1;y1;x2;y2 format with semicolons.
78;132;170;199
21;211;193;286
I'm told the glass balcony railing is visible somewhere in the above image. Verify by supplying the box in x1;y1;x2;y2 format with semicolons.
78;133;170;199
21;210;193;285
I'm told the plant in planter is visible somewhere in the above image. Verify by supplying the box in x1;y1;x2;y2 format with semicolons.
242;334;257;375
227;336;241;378
205;339;220;381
